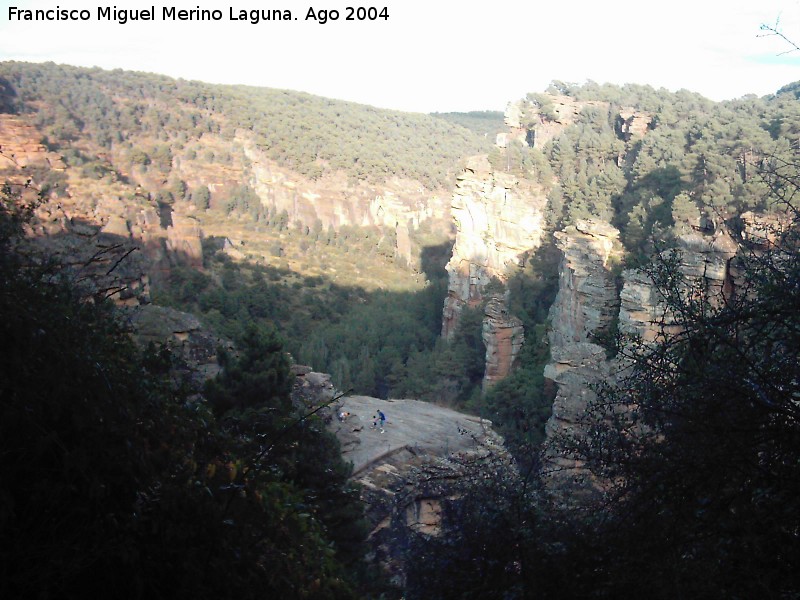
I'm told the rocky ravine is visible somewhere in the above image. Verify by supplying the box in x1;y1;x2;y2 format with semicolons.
442;155;547;340
240;134;452;266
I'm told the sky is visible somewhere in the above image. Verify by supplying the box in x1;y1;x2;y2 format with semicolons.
0;0;799;113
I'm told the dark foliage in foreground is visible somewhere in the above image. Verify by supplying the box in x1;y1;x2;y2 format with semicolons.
0;186;366;599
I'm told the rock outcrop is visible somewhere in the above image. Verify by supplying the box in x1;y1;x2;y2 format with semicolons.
542;220;622;494
0;114;66;171
240;135;450;266
501;96;653;151
618;107;653;140
166;213;204;268
0;112;206;301
126;304;233;386
481;295;524;390
441;155;547;339
542;221;739;500
293;372;508;590
503;95;611;150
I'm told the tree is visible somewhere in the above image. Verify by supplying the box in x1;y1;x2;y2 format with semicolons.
0;184;364;599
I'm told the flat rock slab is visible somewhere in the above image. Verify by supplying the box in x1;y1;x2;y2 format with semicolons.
329;395;495;475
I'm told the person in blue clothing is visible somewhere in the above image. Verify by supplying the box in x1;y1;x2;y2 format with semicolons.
377;410;386;433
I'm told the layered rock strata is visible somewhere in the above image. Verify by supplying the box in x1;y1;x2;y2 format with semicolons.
481;295;524;390
240;135;449;265
441;155;547;339
542;220;622;494
0;112;205;302
0;114;66;171
542;222;739;499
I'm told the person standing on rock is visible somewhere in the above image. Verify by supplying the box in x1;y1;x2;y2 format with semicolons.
378;410;386;433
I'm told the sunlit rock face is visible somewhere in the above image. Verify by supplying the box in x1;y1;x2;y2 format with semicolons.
0;112;207;303
241;136;450;266
547;220;622;350
441;155;547;339
618;107;653;140
0;114;66;171
481;295;524;391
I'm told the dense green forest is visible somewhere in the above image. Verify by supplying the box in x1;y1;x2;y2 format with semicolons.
431;110;506;138
0;61;490;187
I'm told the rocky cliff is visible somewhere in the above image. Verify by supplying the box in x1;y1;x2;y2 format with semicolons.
293;369;508;590
441;155;547;339
481;295;524;391
0;112;204;302
0;114;66;171
541;220;739;499
541;220;622;494
240;135;450;266
501;95;652;150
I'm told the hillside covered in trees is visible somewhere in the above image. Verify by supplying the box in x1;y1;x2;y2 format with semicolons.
0;61;490;187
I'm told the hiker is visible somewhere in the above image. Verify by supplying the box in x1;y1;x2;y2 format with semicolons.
377;410;386;433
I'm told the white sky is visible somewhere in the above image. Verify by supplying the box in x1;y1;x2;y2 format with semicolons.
0;0;799;113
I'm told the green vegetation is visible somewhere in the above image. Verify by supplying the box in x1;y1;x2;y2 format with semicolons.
402;163;800;600
0;185;367;598
430;110;506;138
5;60;800;597
498;81;800;263
537;196;800;597
0;61;491;188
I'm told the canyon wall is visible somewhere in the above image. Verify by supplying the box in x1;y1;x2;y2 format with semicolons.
541;220;622;494
481;295;525;391
541;221;739;499
439;155;547;388
240;135;451;265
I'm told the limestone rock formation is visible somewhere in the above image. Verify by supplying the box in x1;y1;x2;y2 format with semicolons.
481;295;524;390
441;155;547;339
